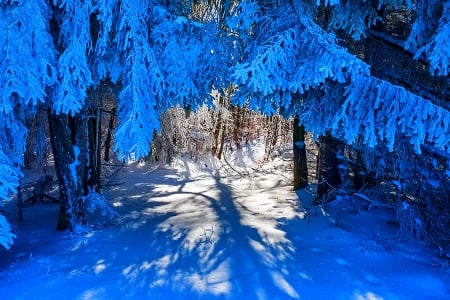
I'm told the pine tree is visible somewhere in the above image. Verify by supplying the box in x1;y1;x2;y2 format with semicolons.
0;0;56;245
228;0;449;198
0;0;449;248
0;0;232;238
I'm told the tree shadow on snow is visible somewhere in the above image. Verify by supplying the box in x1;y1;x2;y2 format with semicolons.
111;174;303;299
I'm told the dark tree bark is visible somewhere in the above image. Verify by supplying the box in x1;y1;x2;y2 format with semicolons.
87;107;102;191
212;96;225;158
352;150;366;190
104;107;116;162
232;106;242;150
317;132;341;199
293;116;308;190
48;109;88;230
217;123;226;160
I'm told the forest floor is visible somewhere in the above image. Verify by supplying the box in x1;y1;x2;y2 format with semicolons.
0;144;449;300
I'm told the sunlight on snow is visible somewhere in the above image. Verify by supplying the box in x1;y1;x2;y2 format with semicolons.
187;259;232;296
80;288;106;300
93;259;107;275
271;271;300;299
112;200;123;207
115;169;303;298
353;291;384;300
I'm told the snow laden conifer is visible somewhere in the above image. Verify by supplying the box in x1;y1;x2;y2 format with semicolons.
0;0;56;248
391;0;450;76
408;0;450;76
151;6;226;109
0;214;15;250
232;0;449;156
111;3;230;161
328;1;381;40
231;2;370;115
111;1;164;161
329;75;450;154
52;0;93;115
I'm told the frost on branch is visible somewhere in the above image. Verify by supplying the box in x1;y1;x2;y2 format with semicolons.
404;0;449;76
330;75;450;154
0;0;56;110
226;0;260;33
0;215;16;250
0;148;22;201
53;39;93;116
328;1;380;40
0;0;53;208
414;1;450;76
231;7;369;115
113;1;163;161
52;1;93;116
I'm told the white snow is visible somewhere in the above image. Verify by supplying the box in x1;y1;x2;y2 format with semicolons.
0;148;449;299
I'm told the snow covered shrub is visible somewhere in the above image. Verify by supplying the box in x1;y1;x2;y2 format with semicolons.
68;189;118;229
0;215;16;250
82;189;117;220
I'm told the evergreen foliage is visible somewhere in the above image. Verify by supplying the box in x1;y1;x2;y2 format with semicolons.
111;1;163;161
413;1;450;76
231;2;370;114
405;0;450;75
52;0;93;116
0;214;15;250
0;0;448;248
0;0;55;198
328;1;381;40
331;75;450;154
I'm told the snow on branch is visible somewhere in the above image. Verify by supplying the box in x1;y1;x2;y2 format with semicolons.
53;38;93;115
331;75;450;154
52;1;93;115
414;1;450;76
57;0;94;48
226;0;260;33
0;1;56;110
0;147;22;201
0;215;16;250
151;16;203;107
328;1;381;40
231;12;369;114
113;0;164;161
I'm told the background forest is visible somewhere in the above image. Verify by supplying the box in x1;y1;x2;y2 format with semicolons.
0;0;449;263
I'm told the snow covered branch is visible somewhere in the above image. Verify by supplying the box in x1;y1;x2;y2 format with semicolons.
331;75;450;154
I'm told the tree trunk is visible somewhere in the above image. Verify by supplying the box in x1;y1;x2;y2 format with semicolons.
48;109;88;230
88;107;102;190
217;123;226;160
317;132;341;200
232;106;242;150
104;107;116;162
293;116;308;190
353;150;366;190
212;101;223;158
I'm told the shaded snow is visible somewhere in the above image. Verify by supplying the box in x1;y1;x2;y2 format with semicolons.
0;151;449;300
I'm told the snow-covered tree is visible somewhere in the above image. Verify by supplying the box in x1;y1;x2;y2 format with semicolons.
226;0;449;252
230;1;448;150
0;0;232;236
0;0;448;248
0;0;56;247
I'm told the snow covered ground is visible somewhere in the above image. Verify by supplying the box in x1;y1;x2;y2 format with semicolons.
0;146;449;300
